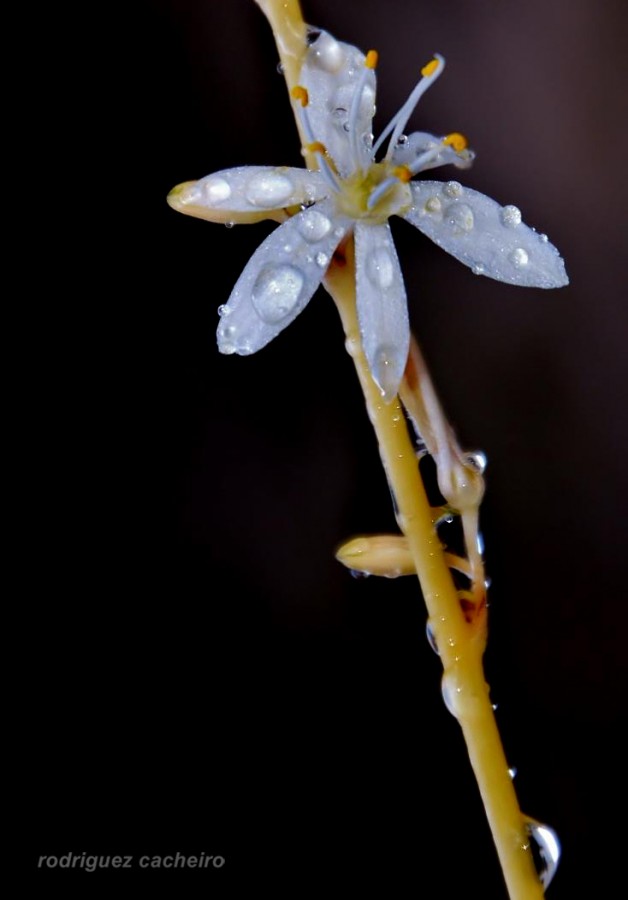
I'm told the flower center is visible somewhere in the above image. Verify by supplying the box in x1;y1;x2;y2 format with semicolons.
335;162;412;224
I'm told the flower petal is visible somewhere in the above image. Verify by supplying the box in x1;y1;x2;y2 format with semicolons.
300;30;376;177
168;166;328;224
217;199;349;355
354;221;409;401
403;181;569;288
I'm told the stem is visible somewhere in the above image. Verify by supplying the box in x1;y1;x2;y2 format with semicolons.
255;1;546;896
327;244;544;900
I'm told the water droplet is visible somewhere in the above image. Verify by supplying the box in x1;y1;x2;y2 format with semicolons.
316;252;329;267
446;203;474;233
297;208;332;242
251;265;304;324
426;620;440;655
217;304;229;317
425;195;441;214
492;703;498;711
350;568;371;579
342;122;351;133
396;134;409;146
472;263;485;275
225;221;235;229
539;233;549;243
443;181;463;198
245;171;294;208
508;767;517;780
466;450;487;473
441;672;461;718
525;818;561;889
366;247;394;289
501;204;522;228
219;342;236;355
372;344;399;401
203;176;231;204
333;106;348;119
312;32;344;72
510;247;529;268
283;244;292;253
276;62;284;75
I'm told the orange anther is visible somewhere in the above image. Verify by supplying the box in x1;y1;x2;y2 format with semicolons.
393;165;413;183
291;85;309;107
443;132;469;152
365;50;379;69
421;58;439;77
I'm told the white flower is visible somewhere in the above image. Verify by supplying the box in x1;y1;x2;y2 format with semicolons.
168;30;568;401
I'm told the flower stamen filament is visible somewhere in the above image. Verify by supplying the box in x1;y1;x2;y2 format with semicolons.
348;49;378;174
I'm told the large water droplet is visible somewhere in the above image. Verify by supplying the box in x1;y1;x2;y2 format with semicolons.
251;265;304;324
297;208;332;242
312;31;344;72
245;171;294;208
366;247;394;289
510;247;529;268
425;195;442;214
443;181;463;198
426;620;440;655
446;203;474;233
501;204;522;228
203;176;231;204
525;818;561;889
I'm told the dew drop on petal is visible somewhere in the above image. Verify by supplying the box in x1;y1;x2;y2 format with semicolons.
297;208;332;242
313;32;344;72
472;263;485;275
508;766;517;780
316;252;329;267
251;265;305;324
217;304;230;318
525;818;561;889
425;195;442;214
245;171;294;208
225;221;235;229
443;181;463;198
366;247;395;289
372;344;399;401
203;176;231;204
501;204;522;228
539;233;549;243
446;203;474;233
510;247;529;268
426;620;440;655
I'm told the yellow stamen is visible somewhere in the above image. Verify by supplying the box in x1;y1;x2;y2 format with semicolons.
291;85;309;107
393;165;413;183
365;49;379;69
443;132;469;152
421;58;439;77
305;142;338;175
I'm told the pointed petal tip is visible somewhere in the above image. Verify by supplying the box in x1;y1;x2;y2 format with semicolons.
167;181;198;211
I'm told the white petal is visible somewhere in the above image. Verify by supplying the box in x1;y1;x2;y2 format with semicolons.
217;199;350;355
300;30;376;177
172;166;328;215
403;181;568;288
354;221;409;401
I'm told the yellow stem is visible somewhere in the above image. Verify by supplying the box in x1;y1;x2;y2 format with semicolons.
255;1;546;896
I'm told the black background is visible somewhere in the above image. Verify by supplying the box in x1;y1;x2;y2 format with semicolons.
24;0;627;895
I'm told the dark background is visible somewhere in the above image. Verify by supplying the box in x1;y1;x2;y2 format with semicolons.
25;0;626;895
